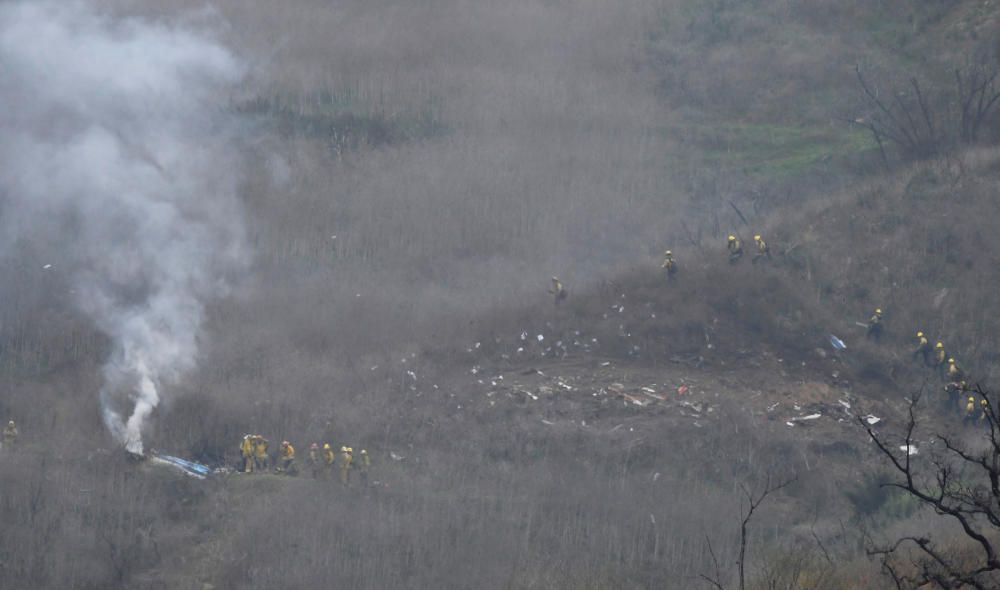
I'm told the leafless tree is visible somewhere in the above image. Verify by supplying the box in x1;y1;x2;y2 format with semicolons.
860;386;1000;589
700;474;796;590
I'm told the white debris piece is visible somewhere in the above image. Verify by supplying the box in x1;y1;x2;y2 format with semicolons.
537;334;544;342
899;444;918;456
521;331;527;341
390;452;405;461
600;361;611;367
474;342;481;349
406;370;416;380
557;381;573;391
43;264;52;269
864;415;881;426
829;334;846;350
541;419;554;425
838;399;852;410
790;413;822;422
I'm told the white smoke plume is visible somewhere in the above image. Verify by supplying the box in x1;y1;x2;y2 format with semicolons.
0;2;248;453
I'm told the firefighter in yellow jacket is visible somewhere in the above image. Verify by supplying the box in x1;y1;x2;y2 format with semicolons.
661;251;677;279
3;420;18;451
278;441;296;475
254;435;270;472
339;446;353;486
752;234;770;263
240;434;254;473
947;358;964;382
964;396;978;427
866;309;883;342
913;332;931;366
933;342;947;380
323;443;336;479
727;235;743;263
549;277;567;305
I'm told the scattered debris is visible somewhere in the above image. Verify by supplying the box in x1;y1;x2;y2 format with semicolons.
829;334;846;350
863;415;881;426
389;452;405;462
899;444;918;456
149;452;211;480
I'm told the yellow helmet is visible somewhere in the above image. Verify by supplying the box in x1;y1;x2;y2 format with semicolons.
874;308;882;315
970;396;976;402
916;331;923;338
665;250;672;256
341;446;348;452
982;399;988;406
754;234;761;241
360;449;368;455
949;358;955;364
935;342;943;349
323;443;331;450
727;235;736;242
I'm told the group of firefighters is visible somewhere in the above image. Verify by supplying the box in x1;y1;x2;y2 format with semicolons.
552;232;995;431
550;233;773;304
866;311;988;427
238;434;371;486
661;234;769;284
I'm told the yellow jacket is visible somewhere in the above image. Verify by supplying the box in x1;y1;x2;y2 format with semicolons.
323;449;335;465
255;439;269;458
935;349;947;365
240;437;253;457
282;444;295;459
340;451;352;469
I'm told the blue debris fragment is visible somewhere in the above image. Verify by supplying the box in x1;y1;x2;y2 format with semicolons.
150;451;211;479
828;334;846;350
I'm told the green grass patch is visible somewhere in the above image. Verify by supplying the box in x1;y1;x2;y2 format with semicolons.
235;89;449;148
668;121;876;180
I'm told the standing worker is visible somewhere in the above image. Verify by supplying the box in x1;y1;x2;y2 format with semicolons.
323;443;336;479
981;398;991;426
308;443;322;479
3;420;18;451
752;235;770;263
278;441;296;475
661;251;677;280
933;342;948;380
727;235;743;263
964;396;978;428
867;309;883;342
358;449;371;488
254;435;270;472
947;358;964;382
339;446;353;487
549;277;567;305
913;332;932;366
240;434;255;473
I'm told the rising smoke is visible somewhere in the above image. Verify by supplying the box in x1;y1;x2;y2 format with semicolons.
0;1;248;453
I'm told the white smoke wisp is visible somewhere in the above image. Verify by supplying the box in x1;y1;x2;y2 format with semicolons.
0;2;249;453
